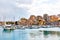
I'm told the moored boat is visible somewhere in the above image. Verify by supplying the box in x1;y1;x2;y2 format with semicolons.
3;24;16;30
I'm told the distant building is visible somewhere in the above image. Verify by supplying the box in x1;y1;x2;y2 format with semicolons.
0;21;4;25
29;15;37;25
27;19;34;26
57;18;60;26
43;14;49;22
18;18;27;26
36;16;43;20
29;15;36;21
57;14;60;17
49;15;59;26
43;14;50;25
50;15;58;22
37;19;45;25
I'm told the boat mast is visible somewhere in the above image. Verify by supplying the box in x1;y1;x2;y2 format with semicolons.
13;16;15;25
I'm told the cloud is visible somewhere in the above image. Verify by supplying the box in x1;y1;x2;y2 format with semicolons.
0;0;60;21
28;0;60;16
16;0;60;16
16;0;32;4
0;0;29;21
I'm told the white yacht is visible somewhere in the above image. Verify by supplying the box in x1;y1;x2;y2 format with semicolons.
3;24;15;30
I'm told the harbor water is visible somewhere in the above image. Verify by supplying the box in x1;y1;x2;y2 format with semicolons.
0;26;60;40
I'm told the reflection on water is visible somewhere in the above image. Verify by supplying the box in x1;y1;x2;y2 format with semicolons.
3;29;14;33
0;27;60;40
0;28;28;40
44;31;51;36
29;31;42;38
28;30;60;40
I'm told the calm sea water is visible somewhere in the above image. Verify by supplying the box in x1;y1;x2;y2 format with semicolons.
0;26;60;40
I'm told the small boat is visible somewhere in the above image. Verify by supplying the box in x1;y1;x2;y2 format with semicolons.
5;24;11;27
3;24;15;30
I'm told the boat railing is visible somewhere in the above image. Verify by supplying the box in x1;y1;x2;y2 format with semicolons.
2;25;60;29
15;25;60;29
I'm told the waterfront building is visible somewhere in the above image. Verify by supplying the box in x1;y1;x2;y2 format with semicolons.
36;16;43;20
43;14;49;22
29;15;37;25
29;15;36;21
0;21;4;25
43;14;50;25
49;15;58;26
57;18;60;26
37;19;45;25
27;19;34;26
36;16;45;25
1;14;60;27
18;18;27;26
50;15;58;22
57;14;60;26
57;14;60;17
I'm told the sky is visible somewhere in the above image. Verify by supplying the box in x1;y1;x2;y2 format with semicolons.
0;0;60;21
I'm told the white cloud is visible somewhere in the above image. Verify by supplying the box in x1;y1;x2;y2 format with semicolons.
28;0;60;16
16;0;32;4
0;0;60;21
16;0;60;16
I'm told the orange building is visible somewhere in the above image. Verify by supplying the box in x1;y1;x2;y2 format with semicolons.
18;18;27;26
37;19;45;25
50;15;58;22
0;22;4;25
36;16;43;20
29;15;36;21
27;19;34;26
